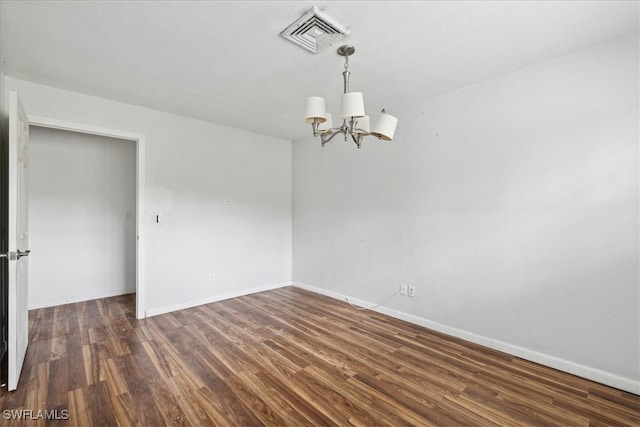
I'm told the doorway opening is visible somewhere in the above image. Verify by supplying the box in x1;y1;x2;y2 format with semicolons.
29;117;146;319
29;127;135;310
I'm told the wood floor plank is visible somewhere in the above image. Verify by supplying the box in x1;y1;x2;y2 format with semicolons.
346;373;442;427
196;382;264;426
295;365;380;426
108;391;137;427
84;381;118;427
1;287;638;426
253;369;334;426
23;363;48;427
67;387;91;427
45;356;68;411
146;380;192;427
224;374;288;426
165;375;216;426
231;370;315;427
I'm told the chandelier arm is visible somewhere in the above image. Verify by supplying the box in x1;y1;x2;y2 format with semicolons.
350;133;362;149
320;130;343;147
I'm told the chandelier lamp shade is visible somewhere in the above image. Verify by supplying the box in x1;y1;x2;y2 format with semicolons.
305;45;398;148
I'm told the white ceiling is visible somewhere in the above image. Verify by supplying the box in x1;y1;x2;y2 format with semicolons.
1;1;638;141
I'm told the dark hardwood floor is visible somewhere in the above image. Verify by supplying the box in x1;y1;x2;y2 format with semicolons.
0;286;638;426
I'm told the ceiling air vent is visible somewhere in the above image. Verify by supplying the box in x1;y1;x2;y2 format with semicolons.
280;6;350;54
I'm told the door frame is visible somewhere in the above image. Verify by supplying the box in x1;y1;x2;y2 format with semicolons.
28;115;146;319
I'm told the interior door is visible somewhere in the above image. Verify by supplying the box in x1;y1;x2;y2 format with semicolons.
5;90;30;391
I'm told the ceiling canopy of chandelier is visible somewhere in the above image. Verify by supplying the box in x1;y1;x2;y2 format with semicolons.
304;45;398;149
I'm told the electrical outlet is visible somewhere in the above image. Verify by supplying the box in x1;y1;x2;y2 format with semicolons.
208;273;216;284
400;283;408;296
408;285;416;298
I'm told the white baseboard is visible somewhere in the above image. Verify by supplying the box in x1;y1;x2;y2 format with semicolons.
29;287;135;310
292;281;640;395
144;281;292;318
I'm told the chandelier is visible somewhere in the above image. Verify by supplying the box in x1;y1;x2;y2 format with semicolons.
304;45;398;148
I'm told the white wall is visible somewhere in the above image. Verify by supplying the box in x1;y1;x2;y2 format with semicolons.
7;77;292;316
293;34;639;393
28;127;136;308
